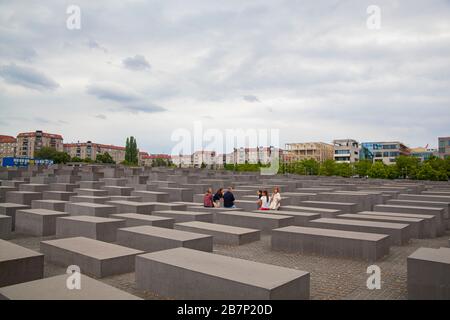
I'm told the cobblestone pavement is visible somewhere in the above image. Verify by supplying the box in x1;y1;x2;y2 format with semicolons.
9;230;450;300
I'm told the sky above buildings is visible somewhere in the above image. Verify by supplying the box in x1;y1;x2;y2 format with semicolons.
0;0;449;154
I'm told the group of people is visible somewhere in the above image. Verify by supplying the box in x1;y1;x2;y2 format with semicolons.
203;187;236;208
256;187;281;211
203;186;281;211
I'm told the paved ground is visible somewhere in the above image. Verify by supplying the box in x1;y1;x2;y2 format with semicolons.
9;230;450;300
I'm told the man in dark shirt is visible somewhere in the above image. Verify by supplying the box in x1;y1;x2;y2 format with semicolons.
223;187;236;208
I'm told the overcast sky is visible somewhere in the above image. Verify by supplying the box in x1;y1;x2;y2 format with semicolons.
0;0;449;154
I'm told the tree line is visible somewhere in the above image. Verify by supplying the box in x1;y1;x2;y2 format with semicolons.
278;155;450;181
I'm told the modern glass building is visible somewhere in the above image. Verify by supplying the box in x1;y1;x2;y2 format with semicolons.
360;142;410;164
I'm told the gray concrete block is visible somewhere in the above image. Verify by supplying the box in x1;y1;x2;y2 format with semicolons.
314;192;374;211
374;204;445;235
299;201;358;213
69;195;111;204
19;184;50;192
308;218;410;245
65;202;117;217
0;215;12;239
338;213;424;239
0;203;30;231
106;200;154;214
152;210;213;223
31;200;67;212
252;210;320;226
156;187;194;202
75;188;109;197
135;247;310;299
215;211;294;232
387;199;450;219
280;205;341;218
110;213;174;228
0;274;142;300
40;237;143;278
56;216;126;242
117;225;213;252
358;211;438;239
78;181;105;189
102;178;128;186
5;191;42;205
147;202;187;211
130;190;169;202
0;239;44;287
407;247;450;300
49;183;78;192
234;200;260;211
102;186;133;196
15;209;70;236
175;221;260;245
43;191;76;201
271;226;390;261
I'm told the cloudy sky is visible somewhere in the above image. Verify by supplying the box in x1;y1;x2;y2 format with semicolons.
0;0;449;154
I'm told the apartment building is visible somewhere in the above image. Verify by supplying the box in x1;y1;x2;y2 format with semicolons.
411;147;438;162
284;142;334;163
64;141;126;163
438;137;450;159
171;154;193;168
333;139;360;163
17;130;63;158
0;135;17;160
141;154;171;166
360;141;411;164
192;150;216;167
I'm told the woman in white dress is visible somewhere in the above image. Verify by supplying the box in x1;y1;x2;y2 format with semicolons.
269;187;281;210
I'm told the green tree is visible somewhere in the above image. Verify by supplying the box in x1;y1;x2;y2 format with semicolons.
34;147;70;164
368;161;387;179
385;165;400;179
319;160;336;176
335;162;353;177
416;163;438;181
396;155;419;179
71;156;83;162
125;136;139;165
354;160;372;177
96;152;115;164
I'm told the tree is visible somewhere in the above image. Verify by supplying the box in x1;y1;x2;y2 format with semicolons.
125;136;139;165
396;155;419;179
71;156;83;162
319;160;336;176
385;165;400;179
335;162;353;177
201;162;207;169
368;162;387;179
416;163;438;181
354;160;372;177
96;152;115;164
34;147;70;164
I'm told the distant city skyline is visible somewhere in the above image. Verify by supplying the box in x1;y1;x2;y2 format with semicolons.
1;1;450;153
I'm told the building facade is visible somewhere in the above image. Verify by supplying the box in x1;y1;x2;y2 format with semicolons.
438;137;450;159
141;154;172;166
284;142;334;163
411;147;438;162
360;142;410;165
17;131;63;158
63;142;126;163
0;135;17;160
192;151;216;167
333;139;360;163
